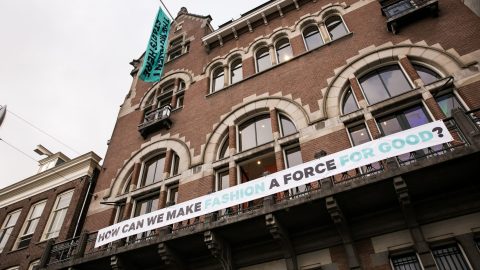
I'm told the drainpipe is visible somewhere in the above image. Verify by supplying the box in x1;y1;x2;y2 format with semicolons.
73;168;99;237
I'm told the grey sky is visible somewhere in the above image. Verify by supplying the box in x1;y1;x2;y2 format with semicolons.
0;0;266;189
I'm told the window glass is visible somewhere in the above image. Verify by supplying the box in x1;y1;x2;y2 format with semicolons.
239;153;277;182
28;260;40;270
17;201;46;249
432;244;470;270
349;125;371;146
135;197;159;217
45;190;74;239
391;253;422;270
276;38;293;63
436;93;463;118
360;65;411;104
343;88;358;114
217;171;230;191
285;147;303;168
325;15;348;40
303;25;323;50
0;210;21;252
171;153;180;176
175;94;184;109
414;65;440;85
230;59;243;84
256;117;273;146
218;136;229;159
212;67;225;92
239;121;257;151
280;115;297;137
256;47;271;72
168;48;182;61
167;186;179;205
178;80;186;91
142;154;165;186
404;106;429;128
157;92;172;108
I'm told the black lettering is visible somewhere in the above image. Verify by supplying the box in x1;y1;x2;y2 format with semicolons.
185;204;194;215
105;231;111;239
293;170;303;181
167;210;177;220
304;166;314;178
111;227;120;238
147;215;157;226
98;232;106;242
136;220;144;229
326;159;336;171
194;202;201;212
269;178;280;189
128;222;135;232
177;207;185;218
157;213;164;223
122;224;129;233
315;163;326;174
283;173;292;185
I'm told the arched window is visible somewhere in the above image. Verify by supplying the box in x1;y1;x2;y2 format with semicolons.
359;64;412;104
325;15;348;40
211;67;225;92
157;83;174;108
303;25;323;50
279;115;297;137
142;154;166;187
342;88;359;114
275;38;293;63
178;80;186;91
239;115;273;151
218;136;230;160
230;59;243;84
256;47;271;73
414;65;441;85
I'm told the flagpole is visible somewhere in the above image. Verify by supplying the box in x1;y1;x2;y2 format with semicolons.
159;0;175;21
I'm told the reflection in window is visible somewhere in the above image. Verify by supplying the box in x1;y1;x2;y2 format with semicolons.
432;244;470;270
303;25;323;50
256;47;272;72
44;190;74;239
349;125;371;146
280;115;297;137
212;67;225;92
239;115;273;151
414;65;440;85
0;210;21;252
17;201;46;249
142;154;166;186
230;59;243;84
326;15;348;40
275;38;293;63
391;253;422;270
359;65;412;104
342;88;359;114
436;93;463;118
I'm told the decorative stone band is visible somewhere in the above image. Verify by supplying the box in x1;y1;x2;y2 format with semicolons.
95;121;452;247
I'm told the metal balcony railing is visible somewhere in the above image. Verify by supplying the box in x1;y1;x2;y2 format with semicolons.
138;105;172;138
379;0;439;34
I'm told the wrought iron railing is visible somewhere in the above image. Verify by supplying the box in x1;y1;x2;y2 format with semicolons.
138;105;172;129
46;237;80;265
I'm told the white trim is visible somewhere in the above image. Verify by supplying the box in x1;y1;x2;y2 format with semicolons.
0;152;101;209
41;189;74;241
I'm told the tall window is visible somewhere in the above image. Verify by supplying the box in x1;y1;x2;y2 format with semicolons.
142;154;166;187
135;196;159;217
44;190;74;240
414;64;441;85
348;124;371;146
325;15;348;40
167;185;179;205
432;244;471;270
230;59;243;84
218;136;230;160
391;253;422;270
16;201;46;249
0;210;21;252
342;88;359;114
436;93;463;118
239;115;273;151
285;146;306;195
256;47;272;72
212;67;225;92
279;115;297;137
171;153;180;176
303;25;323;50
275;38;293;63
359;65;412;104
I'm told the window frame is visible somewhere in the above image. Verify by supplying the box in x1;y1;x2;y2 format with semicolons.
302;24;324;51
274;37;293;64
15;200;47;249
237;114;274;152
166;184;179;205
230;58;243;84
389;251;423;270
42;189;74;240
140;153;167;187
324;14;349;40
211;66;225;93
341;88;360;115
0;209;22;253
278;114;298;137
255;46;272;73
431;243;472;270
412;63;442;85
217;135;230;160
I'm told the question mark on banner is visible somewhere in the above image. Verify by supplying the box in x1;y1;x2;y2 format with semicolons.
432;127;444;138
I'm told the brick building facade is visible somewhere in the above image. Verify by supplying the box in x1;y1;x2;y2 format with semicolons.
39;0;480;269
0;150;100;270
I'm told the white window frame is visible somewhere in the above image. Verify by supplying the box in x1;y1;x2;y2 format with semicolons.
274;37;293;64
42;190;74;241
254;46;272;73
301;24;325;51
211;66;225;93
14;200;46;249
0;209;22;253
28;260;40;270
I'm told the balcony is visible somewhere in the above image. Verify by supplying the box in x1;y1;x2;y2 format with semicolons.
40;108;480;270
379;0;439;34
138;105;172;138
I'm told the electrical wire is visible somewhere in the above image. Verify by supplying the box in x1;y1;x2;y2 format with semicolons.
7;109;80;155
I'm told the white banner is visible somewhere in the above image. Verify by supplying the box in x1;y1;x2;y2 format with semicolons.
95;121;452;247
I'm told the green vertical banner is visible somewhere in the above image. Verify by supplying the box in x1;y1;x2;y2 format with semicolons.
139;8;171;82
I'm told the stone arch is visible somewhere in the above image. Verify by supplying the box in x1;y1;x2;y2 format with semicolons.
323;41;469;118
202;97;310;164
140;71;194;109
106;138;192;199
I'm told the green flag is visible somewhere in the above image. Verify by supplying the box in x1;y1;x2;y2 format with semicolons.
139;8;171;82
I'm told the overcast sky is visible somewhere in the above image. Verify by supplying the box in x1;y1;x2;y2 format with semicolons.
0;0;267;189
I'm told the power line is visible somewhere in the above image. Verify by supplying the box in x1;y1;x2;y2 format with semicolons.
7;109;81;155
